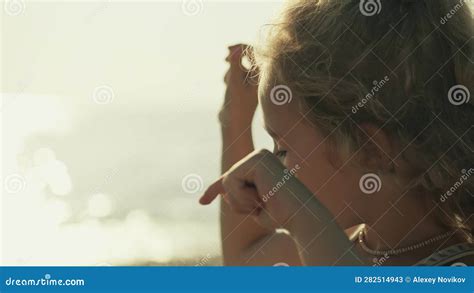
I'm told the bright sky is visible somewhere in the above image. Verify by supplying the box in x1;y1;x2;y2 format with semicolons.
2;1;284;108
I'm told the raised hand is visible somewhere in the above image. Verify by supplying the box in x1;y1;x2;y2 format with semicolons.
200;149;311;230
219;44;259;130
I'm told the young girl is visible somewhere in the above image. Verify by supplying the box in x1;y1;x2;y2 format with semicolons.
200;0;474;266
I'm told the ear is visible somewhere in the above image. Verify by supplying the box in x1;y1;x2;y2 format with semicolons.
357;123;394;173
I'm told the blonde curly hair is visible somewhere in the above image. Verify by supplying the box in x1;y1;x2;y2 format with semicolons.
255;0;474;239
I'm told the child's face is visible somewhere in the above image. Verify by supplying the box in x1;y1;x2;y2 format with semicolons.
259;83;374;229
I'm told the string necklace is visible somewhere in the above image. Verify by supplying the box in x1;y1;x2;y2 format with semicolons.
358;230;453;256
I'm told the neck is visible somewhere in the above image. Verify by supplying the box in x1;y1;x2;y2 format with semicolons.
363;199;456;253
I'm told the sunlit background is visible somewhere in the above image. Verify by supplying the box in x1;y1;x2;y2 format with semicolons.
1;0;280;265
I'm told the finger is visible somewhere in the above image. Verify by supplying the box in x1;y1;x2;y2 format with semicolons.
225;48;245;86
225;44;239;60
229;44;250;71
222;174;261;205
229;191;261;214
225;191;256;214
225;44;244;62
230;46;259;87
229;48;244;74
220;173;262;214
199;178;224;205
226;44;254;65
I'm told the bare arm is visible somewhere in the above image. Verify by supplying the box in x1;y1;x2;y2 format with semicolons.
219;44;301;266
202;150;368;266
220;126;302;266
284;196;365;266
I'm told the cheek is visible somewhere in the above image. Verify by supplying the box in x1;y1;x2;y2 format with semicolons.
282;125;329;179
291;147;336;193
284;130;361;210
283;133;336;192
279;123;370;227
294;148;360;217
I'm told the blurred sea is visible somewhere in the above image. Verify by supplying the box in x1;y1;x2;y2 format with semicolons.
2;93;227;265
